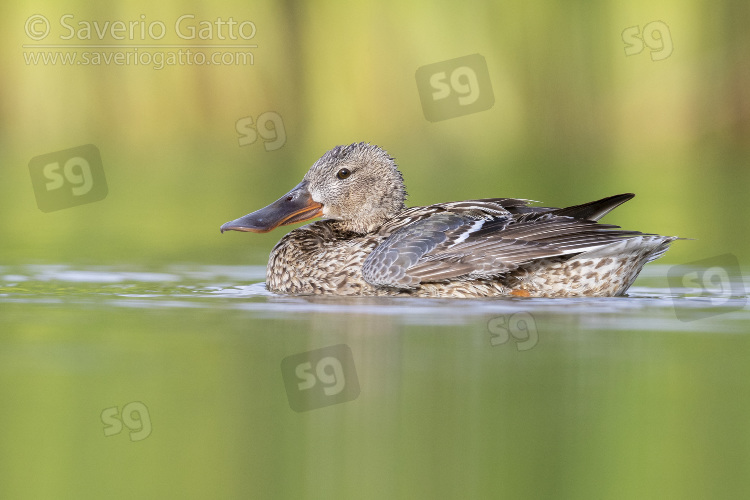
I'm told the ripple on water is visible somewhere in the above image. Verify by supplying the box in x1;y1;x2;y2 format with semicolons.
0;264;747;330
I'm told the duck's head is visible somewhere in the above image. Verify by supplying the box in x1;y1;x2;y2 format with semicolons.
221;142;407;235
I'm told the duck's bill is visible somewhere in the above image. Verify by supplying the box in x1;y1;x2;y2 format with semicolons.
220;181;324;233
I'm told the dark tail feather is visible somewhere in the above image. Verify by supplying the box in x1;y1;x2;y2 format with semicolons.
552;193;635;221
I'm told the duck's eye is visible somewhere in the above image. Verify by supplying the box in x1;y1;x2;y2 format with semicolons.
336;168;351;180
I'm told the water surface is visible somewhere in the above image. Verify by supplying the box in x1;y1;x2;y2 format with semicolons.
1;264;748;499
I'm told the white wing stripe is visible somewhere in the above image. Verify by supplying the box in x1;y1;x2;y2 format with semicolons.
447;219;485;248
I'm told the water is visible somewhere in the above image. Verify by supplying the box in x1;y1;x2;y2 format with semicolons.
1;264;748;499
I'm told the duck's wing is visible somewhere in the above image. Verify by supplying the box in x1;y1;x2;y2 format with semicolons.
361;196;644;289
546;193;634;221
475;193;635;220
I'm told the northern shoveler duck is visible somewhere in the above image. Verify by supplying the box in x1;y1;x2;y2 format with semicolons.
221;142;678;297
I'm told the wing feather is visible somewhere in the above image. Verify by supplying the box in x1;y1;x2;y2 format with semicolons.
362;195;646;288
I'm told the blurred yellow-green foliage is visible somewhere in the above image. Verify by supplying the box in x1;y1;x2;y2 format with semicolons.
2;0;748;266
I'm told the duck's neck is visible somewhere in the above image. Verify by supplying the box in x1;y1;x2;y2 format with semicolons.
332;214;394;235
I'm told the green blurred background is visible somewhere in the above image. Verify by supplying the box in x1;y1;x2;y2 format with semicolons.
3;0;748;267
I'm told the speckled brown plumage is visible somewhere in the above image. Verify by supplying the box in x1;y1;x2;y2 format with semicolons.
222;143;679;298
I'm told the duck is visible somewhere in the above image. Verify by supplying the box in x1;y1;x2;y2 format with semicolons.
221;142;678;298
